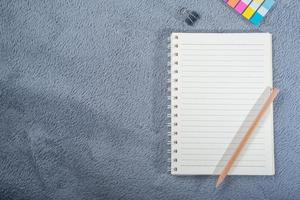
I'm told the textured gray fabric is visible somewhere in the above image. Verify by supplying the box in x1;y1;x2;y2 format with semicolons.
0;0;299;199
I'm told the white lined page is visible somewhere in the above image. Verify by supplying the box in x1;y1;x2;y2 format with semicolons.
170;33;274;175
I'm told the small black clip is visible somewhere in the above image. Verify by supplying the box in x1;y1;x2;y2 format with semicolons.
179;8;200;26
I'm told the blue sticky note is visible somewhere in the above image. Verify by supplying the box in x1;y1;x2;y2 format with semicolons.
263;0;275;9
250;13;264;25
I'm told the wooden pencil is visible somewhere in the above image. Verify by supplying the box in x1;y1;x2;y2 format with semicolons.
216;88;279;188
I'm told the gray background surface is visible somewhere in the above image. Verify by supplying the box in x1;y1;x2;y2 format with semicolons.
0;0;300;199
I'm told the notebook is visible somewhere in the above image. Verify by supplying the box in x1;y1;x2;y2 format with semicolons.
169;33;274;175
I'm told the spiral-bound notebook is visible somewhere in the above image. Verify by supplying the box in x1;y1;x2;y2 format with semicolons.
169;33;274;175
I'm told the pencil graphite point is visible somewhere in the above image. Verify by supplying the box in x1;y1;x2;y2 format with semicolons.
215;176;224;188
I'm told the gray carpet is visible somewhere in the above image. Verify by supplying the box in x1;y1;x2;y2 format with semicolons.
0;0;300;199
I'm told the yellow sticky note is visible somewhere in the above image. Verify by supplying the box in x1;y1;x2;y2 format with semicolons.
253;0;264;3
243;7;255;19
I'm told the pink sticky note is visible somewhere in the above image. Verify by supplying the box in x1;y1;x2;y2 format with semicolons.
235;0;251;14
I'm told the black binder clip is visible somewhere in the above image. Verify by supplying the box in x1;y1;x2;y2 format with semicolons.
179;8;200;26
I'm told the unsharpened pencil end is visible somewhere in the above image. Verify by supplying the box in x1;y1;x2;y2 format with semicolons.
215;176;224;188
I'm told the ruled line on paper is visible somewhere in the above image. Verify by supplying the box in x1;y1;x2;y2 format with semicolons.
180;150;266;155
181;159;266;162
181;75;264;78
181;125;263;129
180;118;260;121
182;70;264;73
180;134;265;137
181;64;264;67
181;70;265;74
180;108;260;111
180;135;264;138
180;76;265;79
180;133;264;136
181;82;264;85
181;153;264;156
181;162;266;165
179;130;243;133
180;113;258;116
181;154;265;157
181;49;265;51
180;135;265;138
180;43;265;46
182;67;264;69
181;57;264;60
180;101;263;105
181;60;264;63
181;141;264;145
181;86;263;89
180;132;264;135
181;125;264;128
180;56;264;59
181;160;265;164
181;74;265;78
181;92;263;95
178;81;263;86
181;97;260;100
182;147;265;150
181;159;265;162
180;138;265;141
181;54;265;56
180;165;265;168
181;122;265;126
181;102;261;104
181;119;261;122
180;112;259;115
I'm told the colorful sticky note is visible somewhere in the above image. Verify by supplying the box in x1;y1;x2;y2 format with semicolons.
249;12;264;25
242;6;255;19
250;0;275;25
227;0;241;8
235;0;252;14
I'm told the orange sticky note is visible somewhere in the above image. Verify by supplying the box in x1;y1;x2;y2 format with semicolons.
227;0;241;8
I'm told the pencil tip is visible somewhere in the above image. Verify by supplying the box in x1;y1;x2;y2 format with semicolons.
273;88;280;94
215;177;223;188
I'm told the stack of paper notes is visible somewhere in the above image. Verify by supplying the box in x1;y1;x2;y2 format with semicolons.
224;0;275;25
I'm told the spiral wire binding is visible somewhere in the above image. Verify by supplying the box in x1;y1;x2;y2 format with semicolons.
167;34;179;174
